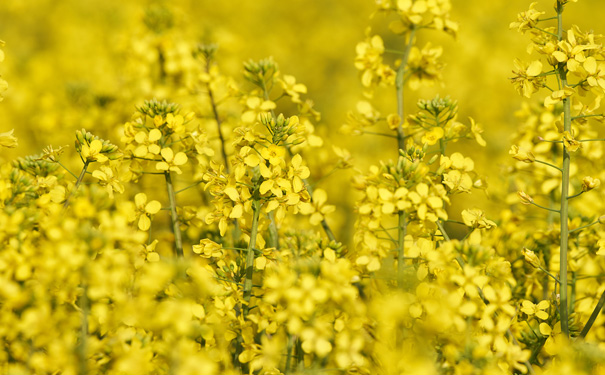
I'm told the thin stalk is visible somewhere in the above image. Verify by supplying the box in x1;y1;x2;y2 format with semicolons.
579;289;605;338
395;27;415;290
63;161;90;210
557;3;570;337
284;334;295;375
205;65;230;173
569;219;599;233
395;26;417;151
57;160;78;179
259;80;280;248
534;159;562;172
243;199;261;316
397;212;407;289
76;263;90;375
164;171;184;257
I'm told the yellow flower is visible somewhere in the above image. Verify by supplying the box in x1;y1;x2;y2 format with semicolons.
517;191;533;205
288;154;310;193
300;188;336;225
509;145;535;163
522;247;541;268
421;127;444;145
521;300;550;320
260;144;286;166
156;147;188;174
133;193;162;231
509;2;545;33
562;131;582;152
81;139;108;163
133;129;162;157
279;75;307;103
92;165;124;198
461;208;496;229
582;176;600;192
192;239;224;258
0;129;18;148
511;59;544;98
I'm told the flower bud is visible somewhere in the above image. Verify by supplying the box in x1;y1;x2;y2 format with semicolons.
582;176;600;192
522;247;541;268
518;191;534;205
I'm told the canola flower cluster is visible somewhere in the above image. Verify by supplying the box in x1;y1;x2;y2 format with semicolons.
2;0;605;374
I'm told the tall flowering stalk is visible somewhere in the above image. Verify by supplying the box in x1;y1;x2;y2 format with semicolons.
510;0;605;339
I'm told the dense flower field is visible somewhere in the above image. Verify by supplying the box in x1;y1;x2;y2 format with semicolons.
2;0;605;374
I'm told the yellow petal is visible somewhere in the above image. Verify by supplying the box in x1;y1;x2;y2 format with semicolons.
134;193;147;207
145;200;162;214
138;215;151;231
160;148;174;161
526;60;542;76
173;152;188;166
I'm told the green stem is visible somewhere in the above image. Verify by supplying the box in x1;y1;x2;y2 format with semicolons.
529;201;560;213
567;191;584;200
569;219;599;233
285;334;295;375
397;212;407;289
557;3;570;338
164;171;184;257
205;65;231;173
63;161;90;210
57;160;79;179
579;289;605;338
534;159;562;172
436;220;450;241
538;265;561;284
175;180;204;194
395;26;417;152
77;263;90;375
243;199;261;316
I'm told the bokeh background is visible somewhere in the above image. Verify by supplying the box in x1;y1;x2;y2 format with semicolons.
1;0;603;239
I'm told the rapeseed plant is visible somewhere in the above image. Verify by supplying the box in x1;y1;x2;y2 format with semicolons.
2;0;605;374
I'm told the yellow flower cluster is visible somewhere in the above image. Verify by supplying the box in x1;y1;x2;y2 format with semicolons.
2;1;605;374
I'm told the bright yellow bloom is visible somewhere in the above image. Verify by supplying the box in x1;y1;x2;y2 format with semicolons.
521;300;550;320
92;165;124;198
81;139;108;163
156;147;188;174
522;247;541;268
261;144;286;166
509;145;535;163
0;129;18;148
133;193;162;231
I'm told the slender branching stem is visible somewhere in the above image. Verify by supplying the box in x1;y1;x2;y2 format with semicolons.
397;212;407;289
205;64;230;173
567;191;584;200
396;26;417;152
57;160;79;179
77;267;89;375
63;160;90;210
243;199;261;316
579;289;605;338
164;171;184;257
569;219;599;233
394;27;416;288
529;201;560;213
557;3;570;337
534;159;562;172
538;265;561;284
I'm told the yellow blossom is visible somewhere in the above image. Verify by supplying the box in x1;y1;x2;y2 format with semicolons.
156;147;188;174
0;129;18;148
